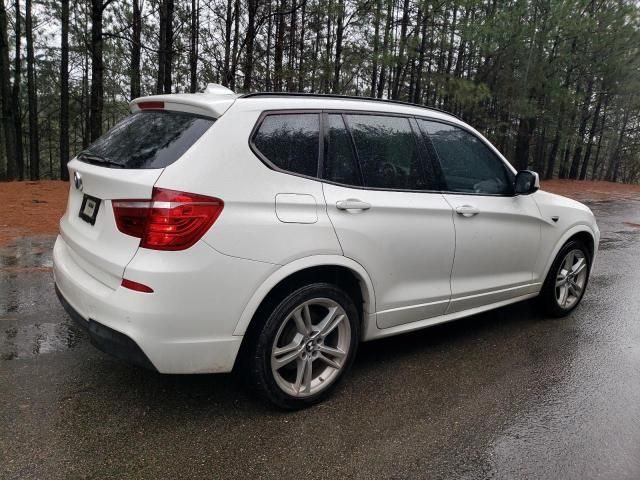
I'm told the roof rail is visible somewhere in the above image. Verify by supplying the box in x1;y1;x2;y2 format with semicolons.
239;92;461;120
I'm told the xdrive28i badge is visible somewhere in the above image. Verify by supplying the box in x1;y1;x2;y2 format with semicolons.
73;171;83;191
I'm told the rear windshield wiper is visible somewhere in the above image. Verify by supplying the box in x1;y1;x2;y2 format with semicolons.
78;151;125;168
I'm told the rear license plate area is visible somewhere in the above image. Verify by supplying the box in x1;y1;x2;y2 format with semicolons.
79;194;101;225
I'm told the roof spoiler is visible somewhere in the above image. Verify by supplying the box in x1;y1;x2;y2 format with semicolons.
130;84;237;118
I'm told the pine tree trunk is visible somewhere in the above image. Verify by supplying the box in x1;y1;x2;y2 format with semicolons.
60;0;70;180
286;0;297;91
332;0;345;93
26;0;39;179
266;0;273;91
407;5;424;102
442;5;458;109
190;0;198;92
558;83;581;178
82;52;90;147
545;89;567;179
322;0;332;93
514;117;535;171
377;0;392;99
391;0;410;99
90;0;104;141
296;0;306;92
605;109;629;182
579;88;604;180
130;0;141;99
222;0;233;87
370;0;382;96
590;96;609;180
413;6;429;104
243;0;258;92
274;0;286;92
534;126;547;174
13;0;24;180
310;3;320;92
230;0;240;90
156;0;173;94
0;0;17;180
163;0;174;93
452;9;469;80
568;77;594;179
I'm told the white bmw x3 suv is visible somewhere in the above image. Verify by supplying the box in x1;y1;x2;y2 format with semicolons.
54;85;599;408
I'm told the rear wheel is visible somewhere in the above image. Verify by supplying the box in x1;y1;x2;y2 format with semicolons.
539;240;591;317
246;283;360;409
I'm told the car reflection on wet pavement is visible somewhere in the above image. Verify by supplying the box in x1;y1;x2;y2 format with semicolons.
1;198;639;479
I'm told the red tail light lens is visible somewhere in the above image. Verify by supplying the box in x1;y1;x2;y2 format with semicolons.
112;188;224;250
137;101;165;110
121;278;154;293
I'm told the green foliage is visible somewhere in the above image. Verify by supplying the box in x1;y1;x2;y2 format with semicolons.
0;0;639;182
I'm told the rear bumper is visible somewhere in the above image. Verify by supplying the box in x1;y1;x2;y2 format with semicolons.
53;234;275;373
56;285;157;371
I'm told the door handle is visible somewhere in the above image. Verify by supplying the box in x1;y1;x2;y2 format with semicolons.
336;199;371;211
455;205;480;217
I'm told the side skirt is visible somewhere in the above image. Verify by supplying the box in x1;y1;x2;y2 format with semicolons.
362;291;539;342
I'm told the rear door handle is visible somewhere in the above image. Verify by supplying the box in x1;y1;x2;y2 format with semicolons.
336;199;371;211
455;205;480;217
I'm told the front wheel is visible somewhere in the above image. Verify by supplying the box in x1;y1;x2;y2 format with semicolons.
538;240;591;317
247;283;360;409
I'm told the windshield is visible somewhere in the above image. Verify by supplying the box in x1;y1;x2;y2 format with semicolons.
78;111;215;169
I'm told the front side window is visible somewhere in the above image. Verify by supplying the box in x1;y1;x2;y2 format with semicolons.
79;111;215;169
418;120;513;195
345;114;426;190
253;113;320;177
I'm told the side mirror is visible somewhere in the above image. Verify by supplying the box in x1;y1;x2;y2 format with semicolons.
514;170;540;195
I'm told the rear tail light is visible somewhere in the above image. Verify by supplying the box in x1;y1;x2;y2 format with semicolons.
112;188;223;250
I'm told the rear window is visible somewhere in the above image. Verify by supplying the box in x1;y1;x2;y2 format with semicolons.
252;113;320;177
78;111;214;169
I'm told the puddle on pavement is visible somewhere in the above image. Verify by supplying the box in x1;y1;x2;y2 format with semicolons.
0;235;54;270
0;236;57;316
583;199;640;249
1;321;82;360
0;270;58;315
0;236;81;358
598;230;640;250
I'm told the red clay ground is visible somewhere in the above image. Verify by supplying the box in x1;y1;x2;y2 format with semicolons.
541;179;640;201
1;179;639;246
0;181;68;246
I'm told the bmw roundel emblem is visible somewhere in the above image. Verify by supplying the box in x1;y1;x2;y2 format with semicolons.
74;171;83;191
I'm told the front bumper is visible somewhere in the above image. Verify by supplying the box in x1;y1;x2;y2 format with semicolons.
53;235;274;373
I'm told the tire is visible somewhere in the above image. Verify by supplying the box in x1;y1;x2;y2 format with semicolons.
246;283;360;410
538;239;591;317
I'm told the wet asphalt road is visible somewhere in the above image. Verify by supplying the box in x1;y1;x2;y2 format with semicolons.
1;198;639;480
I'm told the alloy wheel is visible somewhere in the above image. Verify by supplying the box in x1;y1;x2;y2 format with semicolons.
555;249;588;310
270;298;351;397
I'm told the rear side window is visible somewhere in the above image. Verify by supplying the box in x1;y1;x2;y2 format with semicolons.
418;120;513;195
253;113;320;177
345;114;426;190
78;111;214;169
324;114;361;186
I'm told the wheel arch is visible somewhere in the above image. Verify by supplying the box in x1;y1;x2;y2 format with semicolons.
542;225;597;282
233;255;376;338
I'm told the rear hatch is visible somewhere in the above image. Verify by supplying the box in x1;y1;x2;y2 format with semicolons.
60;109;217;289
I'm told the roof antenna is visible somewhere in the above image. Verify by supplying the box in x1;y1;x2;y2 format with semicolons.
203;83;235;96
